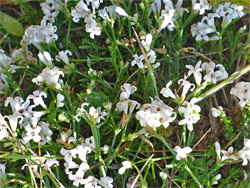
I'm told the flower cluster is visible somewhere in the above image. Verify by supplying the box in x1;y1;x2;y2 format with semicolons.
151;0;188;31
21;24;58;48
136;97;176;130
2;91;55;146
215;2;245;28
191;2;244;41
230;81;250;107
216;139;250;166
71;0;102;39
178;98;201;131
186;60;228;87
40;0;63;26
60;136;113;187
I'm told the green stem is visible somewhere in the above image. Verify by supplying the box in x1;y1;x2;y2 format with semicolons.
183;124;186;147
155;134;175;156
218;28;226;62
184;165;203;188
132;27;158;96
90;123;106;177
66;19;71;50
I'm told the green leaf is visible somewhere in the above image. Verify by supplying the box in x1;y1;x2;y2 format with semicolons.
0;12;24;37
81;91;109;107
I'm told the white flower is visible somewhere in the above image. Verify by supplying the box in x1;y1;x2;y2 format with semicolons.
215;141;221;160
159;172;168;179
136;97;176;129
216;2;233;17
160;80;176;99
23;124;41;143
88;106;107;123
216;64;228;81
41;24;58;43
118;161;132;175
85;136;96;150
84;14;101;39
201;61;215;73
101;144;109;154
57;93;65;108
221;147;238;161
193;0;211;15
38;51;53;67
230;82;250;107
159;12;175;31
120;83;137;101
75;102;89;122
86;0;103;11
0;163;6;180
147;50;156;64
60;147;78;162
27;90;47;108
56;50;72;64
178;79;195;101
211;106;224;117
191;22;217;41
150;0;162;14
239;139;250;165
99;176;113;188
186;60;202;85
0;114;8;140
201;13;220;26
141;34;152;52
178;98;201;131
77;144;92;162
4;111;24;131
174;146;192;160
5;96;30;114
32;66;64;88
131;54;144;69
39;121;53;145
71;0;90;23
99;5;128;23
212;174;221;185
116;99;140;114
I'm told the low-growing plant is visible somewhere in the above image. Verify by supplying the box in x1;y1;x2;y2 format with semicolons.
0;0;250;187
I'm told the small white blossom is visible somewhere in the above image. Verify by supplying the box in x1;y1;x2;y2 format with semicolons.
27;90;47;108
141;34;152;52
23;124;41;143
120;83;137;101
174;146;192;160
71;0;90;23
118;161;132;175
56;50;72;64
57;93;65;108
211;106;224;117
131;54;144;69
230;82;250;107
186;60;202;85
160;81;176;99
221;146;238;162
